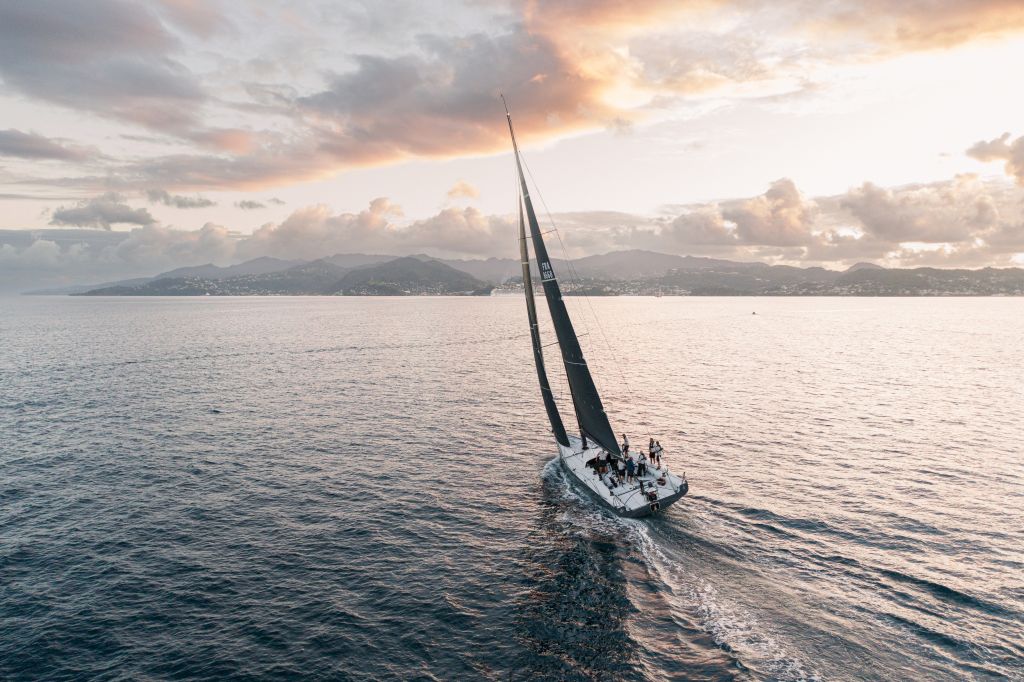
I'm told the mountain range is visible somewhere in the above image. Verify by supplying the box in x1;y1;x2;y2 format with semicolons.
22;249;1023;296
77;255;493;296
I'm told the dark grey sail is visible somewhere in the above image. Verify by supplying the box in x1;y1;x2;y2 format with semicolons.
505;106;622;457
519;200;570;447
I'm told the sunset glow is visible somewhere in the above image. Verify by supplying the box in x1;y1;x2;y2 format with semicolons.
2;0;1024;290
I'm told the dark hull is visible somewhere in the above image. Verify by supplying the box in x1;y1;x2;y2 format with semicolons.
559;456;688;518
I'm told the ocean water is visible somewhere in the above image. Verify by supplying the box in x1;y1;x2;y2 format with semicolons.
1;295;1022;681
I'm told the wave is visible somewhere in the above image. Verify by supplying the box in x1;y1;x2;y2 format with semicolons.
544;461;823;680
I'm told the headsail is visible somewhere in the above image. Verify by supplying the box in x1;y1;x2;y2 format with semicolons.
505;101;622;456
519;199;570;447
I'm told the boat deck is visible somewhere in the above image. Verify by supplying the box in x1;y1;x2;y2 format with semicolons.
558;436;687;517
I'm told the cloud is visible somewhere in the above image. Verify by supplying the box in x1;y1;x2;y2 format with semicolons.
268;197;286;205
3;1;1023;194
967;132;1024;185
51;192;156;229
524;0;1024;110
0;129;97;162
0;1;205;137
5;175;1024;292
111;221;235;267
235;200;266;210
62;19;624;192
840;177;996;243
530;176;1024;267
236;198;510;261
665;208;736;245
814;0;1024;51
722;179;817;246
447;181;480;199
2;0;1024;198
297;25;619;161
146;188;216;208
152;0;232;38
0;192;82;201
0;222;237;292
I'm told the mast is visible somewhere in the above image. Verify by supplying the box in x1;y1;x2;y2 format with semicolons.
519;197;570;447
504;98;622;457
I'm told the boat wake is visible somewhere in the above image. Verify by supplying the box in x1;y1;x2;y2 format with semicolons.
541;456;821;681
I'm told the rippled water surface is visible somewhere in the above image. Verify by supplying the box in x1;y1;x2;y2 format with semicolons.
2;296;1023;681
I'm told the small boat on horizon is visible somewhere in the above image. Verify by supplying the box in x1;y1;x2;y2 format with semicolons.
503;99;688;518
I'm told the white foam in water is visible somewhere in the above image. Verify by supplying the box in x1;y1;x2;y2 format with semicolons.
631;524;822;682
548;454;821;679
543;456;628;536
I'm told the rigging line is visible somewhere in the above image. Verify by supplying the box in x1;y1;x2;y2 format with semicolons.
518;152;654;442
517;156;596;352
515;151;577;421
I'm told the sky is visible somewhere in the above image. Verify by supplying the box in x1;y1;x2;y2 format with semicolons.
2;0;1024;291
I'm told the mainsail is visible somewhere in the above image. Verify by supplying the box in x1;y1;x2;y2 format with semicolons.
506;104;622;457
519;200;570;447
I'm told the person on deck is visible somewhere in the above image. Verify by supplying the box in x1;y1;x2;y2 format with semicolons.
637;451;648;477
653;441;663;467
625;456;636;483
621;433;630;455
616;457;626;482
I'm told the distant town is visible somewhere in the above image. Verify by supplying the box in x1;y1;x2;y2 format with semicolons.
25;250;1024;297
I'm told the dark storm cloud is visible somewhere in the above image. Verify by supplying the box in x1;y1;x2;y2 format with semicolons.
0;129;97;162
50;193;157;229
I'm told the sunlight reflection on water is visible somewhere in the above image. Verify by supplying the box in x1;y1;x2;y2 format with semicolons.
1;296;1022;680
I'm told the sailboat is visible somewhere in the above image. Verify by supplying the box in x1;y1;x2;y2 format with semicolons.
505;100;689;518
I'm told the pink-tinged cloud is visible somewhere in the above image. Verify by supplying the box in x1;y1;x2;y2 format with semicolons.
3;0;1024;194
968;133;1024;186
447;181;480;200
4;175;1024;293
